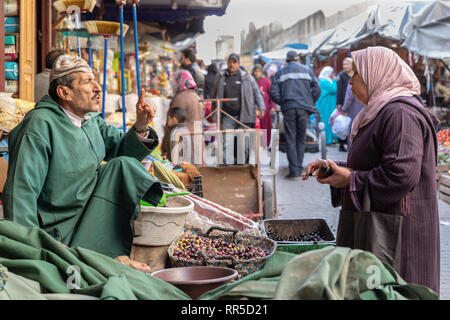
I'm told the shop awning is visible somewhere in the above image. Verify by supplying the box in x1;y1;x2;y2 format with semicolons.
80;0;230;42
308;0;450;58
403;16;450;59
89;0;230;23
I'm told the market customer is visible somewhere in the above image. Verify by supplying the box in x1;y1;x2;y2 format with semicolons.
161;106;190;162
252;64;277;147
269;51;321;180
341;84;365;146
335;57;354;151
180;48;205;98
34;49;65;102
3;55;163;272
316;66;337;145
214;53;266;165
168;69;203;132
303;46;440;294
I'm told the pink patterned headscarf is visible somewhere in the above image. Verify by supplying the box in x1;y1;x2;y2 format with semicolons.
350;46;420;141
172;70;197;94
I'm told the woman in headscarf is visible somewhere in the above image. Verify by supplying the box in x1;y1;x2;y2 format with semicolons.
316;66;337;144
162;70;203;160
303;47;440;295
169;70;203;131
252;64;276;146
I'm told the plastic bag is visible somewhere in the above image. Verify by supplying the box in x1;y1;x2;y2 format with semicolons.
332;114;351;140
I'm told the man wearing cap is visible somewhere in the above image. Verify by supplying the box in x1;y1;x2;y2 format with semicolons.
270;51;321;180
3;55;162;271
214;53;265;164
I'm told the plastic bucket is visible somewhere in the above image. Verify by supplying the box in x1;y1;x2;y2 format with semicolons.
133;196;194;246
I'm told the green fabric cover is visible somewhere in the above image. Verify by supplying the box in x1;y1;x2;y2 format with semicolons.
0;220;438;300
0;220;189;300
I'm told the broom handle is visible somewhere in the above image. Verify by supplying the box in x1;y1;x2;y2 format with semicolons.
74;12;82;57
102;37;108;119
132;4;141;96
120;5;127;132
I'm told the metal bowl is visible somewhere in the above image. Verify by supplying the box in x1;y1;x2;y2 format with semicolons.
151;266;238;299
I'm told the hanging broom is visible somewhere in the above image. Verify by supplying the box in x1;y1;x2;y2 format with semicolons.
54;0;97;57
85;21;129;120
53;0;97;13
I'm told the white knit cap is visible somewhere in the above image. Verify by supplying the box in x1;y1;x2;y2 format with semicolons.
49;54;93;83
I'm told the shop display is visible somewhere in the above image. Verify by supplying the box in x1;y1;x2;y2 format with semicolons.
5;62;18;80
168;227;276;278
0;94;35;131
4;16;19;33
4;80;18;94
266;227;325;242
172;233;268;260
4;0;19;17
438;129;450;145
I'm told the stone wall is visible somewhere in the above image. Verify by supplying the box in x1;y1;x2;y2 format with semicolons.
240;0;378;54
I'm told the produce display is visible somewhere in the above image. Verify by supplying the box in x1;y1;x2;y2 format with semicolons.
171;233;269;260
266;227;325;242
438;129;450;165
438;129;450;145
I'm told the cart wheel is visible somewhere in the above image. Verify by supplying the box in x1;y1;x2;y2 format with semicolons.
320;131;327;160
263;179;275;219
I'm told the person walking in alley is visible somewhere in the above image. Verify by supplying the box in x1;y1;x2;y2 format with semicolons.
180;48;205;98
214;53;266;165
252;64;277;147
270;51;321;180
336;57;354;151
316;66;338;145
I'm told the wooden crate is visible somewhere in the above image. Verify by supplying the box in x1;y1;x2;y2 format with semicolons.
437;164;450;184
439;174;450;204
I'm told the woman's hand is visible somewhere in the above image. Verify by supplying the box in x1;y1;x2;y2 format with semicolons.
317;160;351;188
302;159;328;180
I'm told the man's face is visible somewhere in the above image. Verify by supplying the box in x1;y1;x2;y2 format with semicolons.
227;59;240;75
180;53;189;67
64;72;102;115
343;60;353;73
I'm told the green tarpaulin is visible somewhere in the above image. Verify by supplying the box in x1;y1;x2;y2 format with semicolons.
0;219;438;300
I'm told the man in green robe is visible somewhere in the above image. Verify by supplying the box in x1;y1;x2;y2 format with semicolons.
2;55;162;271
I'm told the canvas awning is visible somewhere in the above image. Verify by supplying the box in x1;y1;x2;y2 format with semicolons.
308;0;450;58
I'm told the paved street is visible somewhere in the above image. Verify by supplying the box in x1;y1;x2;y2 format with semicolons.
274;144;450;299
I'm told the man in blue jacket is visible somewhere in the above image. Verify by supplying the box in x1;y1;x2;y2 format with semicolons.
270;51;321;180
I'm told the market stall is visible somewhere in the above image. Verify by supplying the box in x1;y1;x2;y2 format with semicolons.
308;0;450;109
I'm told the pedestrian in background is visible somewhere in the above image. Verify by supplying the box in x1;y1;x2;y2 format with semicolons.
316;66;337;145
34;49;65;102
168;70;202;132
215;53;265;164
341;83;365;146
180;48;205;98
204;63;220;100
252;64;276;146
270;51;321;180
335;57;354;151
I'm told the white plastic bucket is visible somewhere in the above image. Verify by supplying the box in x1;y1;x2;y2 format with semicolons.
133;196;194;246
